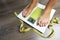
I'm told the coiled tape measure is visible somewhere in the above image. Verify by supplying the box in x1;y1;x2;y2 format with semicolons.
14;3;56;38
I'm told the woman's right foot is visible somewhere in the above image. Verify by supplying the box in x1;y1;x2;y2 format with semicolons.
22;6;32;17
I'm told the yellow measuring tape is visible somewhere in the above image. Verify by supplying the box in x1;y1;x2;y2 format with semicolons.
14;12;60;38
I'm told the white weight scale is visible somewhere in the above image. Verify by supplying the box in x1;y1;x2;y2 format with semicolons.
17;3;56;33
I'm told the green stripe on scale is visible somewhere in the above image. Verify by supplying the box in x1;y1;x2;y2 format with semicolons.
28;7;43;24
30;7;43;20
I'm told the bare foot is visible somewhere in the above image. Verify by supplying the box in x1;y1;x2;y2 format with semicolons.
37;14;50;27
22;6;32;17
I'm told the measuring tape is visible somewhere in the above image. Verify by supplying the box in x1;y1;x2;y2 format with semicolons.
14;12;60;38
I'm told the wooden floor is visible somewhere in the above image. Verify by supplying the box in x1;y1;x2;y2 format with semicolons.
0;0;60;40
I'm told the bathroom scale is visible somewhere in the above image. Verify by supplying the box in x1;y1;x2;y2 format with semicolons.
17;3;56;33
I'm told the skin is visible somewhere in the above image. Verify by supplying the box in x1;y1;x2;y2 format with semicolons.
22;0;57;27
